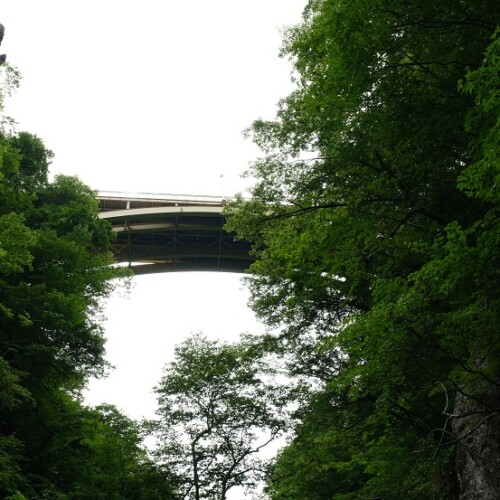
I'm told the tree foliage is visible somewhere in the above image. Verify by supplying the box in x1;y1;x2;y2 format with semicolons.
0;128;177;498
149;333;292;500
226;1;499;497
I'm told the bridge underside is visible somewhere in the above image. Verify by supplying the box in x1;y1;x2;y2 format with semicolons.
98;193;253;275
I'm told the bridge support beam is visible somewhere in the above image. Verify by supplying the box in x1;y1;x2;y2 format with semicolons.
98;192;253;275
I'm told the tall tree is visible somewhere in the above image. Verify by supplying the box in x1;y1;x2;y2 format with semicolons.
0;130;133;497
149;333;291;500
0;33;179;500
226;1;499;497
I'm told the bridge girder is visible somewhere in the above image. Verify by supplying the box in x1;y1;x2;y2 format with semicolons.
98;193;253;275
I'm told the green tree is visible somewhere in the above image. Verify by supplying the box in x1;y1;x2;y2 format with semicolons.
149;333;291;500
0;130;131;497
0;128;178;498
72;403;178;500
0;46;178;499
226;1;499;497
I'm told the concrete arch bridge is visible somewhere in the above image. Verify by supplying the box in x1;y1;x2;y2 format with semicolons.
98;191;253;275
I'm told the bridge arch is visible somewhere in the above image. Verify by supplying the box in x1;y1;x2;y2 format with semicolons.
98;192;253;275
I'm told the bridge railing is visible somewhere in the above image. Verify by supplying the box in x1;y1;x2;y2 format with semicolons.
97;191;230;211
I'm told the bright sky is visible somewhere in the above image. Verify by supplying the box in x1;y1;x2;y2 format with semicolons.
1;1;305;425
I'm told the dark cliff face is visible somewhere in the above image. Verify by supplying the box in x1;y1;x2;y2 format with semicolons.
452;387;500;499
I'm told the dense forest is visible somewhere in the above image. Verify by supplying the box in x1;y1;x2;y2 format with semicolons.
1;0;499;499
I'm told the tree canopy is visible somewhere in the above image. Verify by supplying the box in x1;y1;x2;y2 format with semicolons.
1;2;498;497
0;125;177;497
226;1;499;497
149;333;292;500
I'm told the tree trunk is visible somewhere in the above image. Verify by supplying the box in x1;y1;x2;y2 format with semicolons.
452;387;500;499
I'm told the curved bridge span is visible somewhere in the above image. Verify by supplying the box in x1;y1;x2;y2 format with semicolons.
98;192;253;275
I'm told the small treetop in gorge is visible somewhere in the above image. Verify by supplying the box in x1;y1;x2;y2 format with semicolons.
149;333;295;500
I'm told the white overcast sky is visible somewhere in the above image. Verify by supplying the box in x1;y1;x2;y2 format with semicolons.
1;1;305;421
